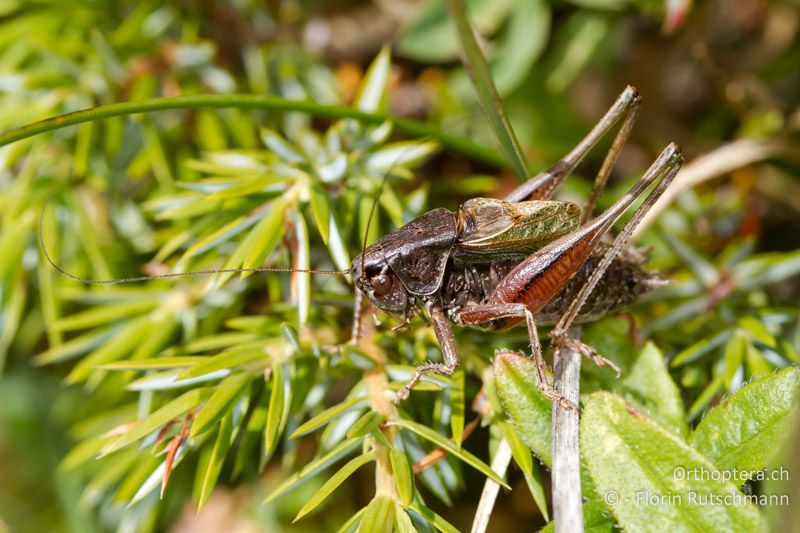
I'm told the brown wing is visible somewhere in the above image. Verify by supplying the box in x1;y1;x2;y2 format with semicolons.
454;198;581;262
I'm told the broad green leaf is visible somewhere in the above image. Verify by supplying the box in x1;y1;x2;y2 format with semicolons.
493;350;552;464
294;450;378;522
357;496;394;533
190;372;251;437
447;0;529;182
618;342;687;436
354;45;390;113
390;447;415;507
540;499;617;533
102;388;212;455
290;397;368;439
690;367;800;474
583;320;687;436
393;418;510;489
196;413;233;510
265;360;291;460
582;392;766;531
264;437;362;503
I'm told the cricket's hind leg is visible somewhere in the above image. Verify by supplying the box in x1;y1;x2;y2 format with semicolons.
549;144;684;369
462;144;682;403
504;85;642;222
456;303;576;410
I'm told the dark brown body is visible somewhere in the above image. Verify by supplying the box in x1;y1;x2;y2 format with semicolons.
350;85;684;403
441;244;661;328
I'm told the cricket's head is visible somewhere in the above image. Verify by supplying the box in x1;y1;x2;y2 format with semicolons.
351;246;409;318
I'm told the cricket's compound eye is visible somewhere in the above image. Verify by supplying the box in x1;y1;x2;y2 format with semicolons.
371;273;392;296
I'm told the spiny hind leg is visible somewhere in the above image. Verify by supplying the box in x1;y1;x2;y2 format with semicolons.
457;303;576;410
504;86;642;209
548;144;684;375
550;332;621;378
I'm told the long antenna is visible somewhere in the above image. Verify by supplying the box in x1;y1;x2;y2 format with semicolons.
40;132;439;287
38;198;349;285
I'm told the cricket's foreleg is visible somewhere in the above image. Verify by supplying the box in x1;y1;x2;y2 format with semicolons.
395;305;460;404
549;143;684;367
504;86;642;208
457;303;576;410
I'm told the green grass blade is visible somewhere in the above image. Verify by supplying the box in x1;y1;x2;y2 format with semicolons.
446;0;529;181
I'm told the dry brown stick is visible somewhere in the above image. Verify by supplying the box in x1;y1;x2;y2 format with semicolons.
470;438;513;533
552;330;584;533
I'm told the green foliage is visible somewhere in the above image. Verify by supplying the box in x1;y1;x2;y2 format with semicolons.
582;392;766;531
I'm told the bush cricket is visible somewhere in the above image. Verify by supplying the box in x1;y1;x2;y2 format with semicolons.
351;86;683;407
41;87;683;410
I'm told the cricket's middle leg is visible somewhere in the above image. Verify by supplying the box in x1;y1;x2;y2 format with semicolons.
395;305;460;404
